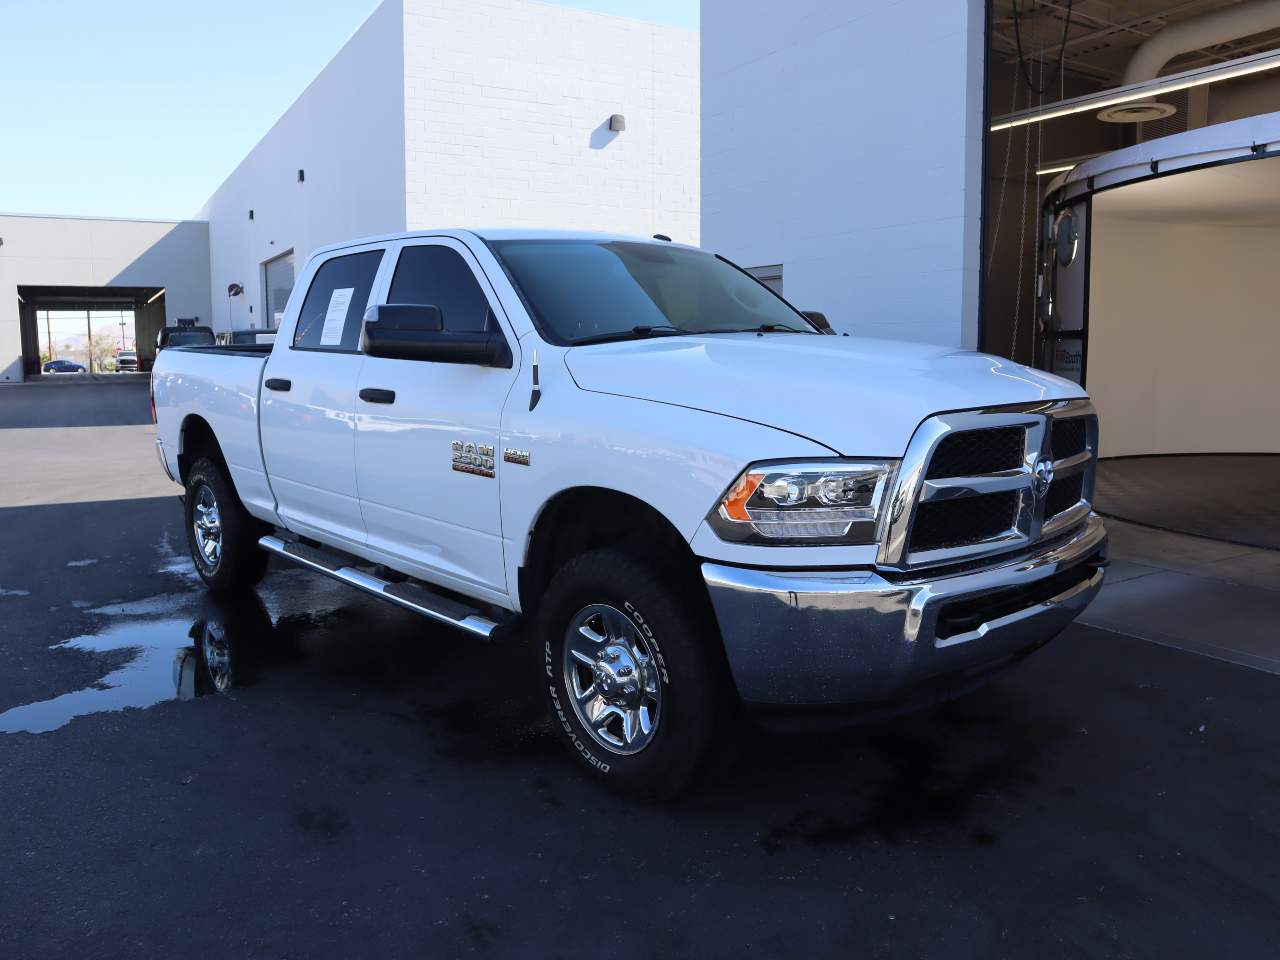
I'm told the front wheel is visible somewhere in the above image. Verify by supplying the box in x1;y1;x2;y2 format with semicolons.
183;457;269;593
536;548;733;798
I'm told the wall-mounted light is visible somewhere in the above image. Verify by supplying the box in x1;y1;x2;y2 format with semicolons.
298;169;305;182
609;114;626;132
146;288;166;304
249;209;254;220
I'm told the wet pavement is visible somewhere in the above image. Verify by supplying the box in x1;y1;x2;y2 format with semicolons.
3;389;1280;958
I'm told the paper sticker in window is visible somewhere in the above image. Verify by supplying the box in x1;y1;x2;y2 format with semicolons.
319;287;355;346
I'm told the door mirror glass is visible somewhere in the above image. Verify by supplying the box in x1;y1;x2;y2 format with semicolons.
363;303;511;367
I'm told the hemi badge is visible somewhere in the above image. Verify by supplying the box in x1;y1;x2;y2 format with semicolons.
503;448;531;466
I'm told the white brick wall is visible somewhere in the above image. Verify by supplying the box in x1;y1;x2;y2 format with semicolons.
701;0;985;346
402;0;699;242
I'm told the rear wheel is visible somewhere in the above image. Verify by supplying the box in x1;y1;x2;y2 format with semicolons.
184;457;269;593
536;548;733;798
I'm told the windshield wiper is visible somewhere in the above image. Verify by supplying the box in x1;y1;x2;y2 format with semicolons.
573;325;687;346
712;323;814;335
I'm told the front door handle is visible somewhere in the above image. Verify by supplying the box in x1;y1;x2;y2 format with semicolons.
359;387;396;404
264;378;291;392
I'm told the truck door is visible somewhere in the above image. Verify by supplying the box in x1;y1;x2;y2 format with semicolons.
353;238;520;601
259;246;386;548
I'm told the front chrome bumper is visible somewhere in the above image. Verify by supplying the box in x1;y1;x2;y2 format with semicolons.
702;515;1107;706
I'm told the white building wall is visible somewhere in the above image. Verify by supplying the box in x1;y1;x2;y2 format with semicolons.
701;0;986;345
0;215;211;382
402;0;699;241
198;0;407;334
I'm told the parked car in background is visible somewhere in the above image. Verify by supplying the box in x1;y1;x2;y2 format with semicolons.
42;359;86;374
114;350;138;372
153;228;1107;797
156;324;216;351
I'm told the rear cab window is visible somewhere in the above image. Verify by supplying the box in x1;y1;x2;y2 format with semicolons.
292;249;385;352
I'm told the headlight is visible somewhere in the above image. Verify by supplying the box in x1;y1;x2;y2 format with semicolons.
707;460;897;545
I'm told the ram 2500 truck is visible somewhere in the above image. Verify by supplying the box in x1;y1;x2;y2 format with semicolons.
152;229;1107;795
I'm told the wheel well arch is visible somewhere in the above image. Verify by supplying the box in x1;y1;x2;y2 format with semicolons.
176;415;226;485
518;486;700;615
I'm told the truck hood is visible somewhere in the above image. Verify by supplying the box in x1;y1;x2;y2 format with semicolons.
564;334;1084;456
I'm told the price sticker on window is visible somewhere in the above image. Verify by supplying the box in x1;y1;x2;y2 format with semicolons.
319;287;355;346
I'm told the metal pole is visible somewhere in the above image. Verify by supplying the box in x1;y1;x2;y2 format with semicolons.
46;312;53;360
86;310;92;374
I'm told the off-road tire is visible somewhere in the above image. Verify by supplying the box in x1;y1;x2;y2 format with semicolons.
536;547;733;798
184;456;269;593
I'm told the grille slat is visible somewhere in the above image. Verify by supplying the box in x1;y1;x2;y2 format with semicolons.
1044;473;1084;519
925;426;1025;479
910;491;1020;553
1050;417;1089;461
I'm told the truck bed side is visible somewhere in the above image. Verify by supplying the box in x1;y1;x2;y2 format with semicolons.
152;345;279;526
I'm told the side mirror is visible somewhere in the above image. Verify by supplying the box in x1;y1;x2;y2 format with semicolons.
803;311;836;335
363;304;512;367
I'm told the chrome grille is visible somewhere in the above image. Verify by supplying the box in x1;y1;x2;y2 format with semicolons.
880;399;1098;569
925;426;1025;479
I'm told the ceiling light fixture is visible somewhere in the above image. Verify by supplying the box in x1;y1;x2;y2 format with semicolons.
991;48;1280;131
1036;163;1076;176
146;288;166;305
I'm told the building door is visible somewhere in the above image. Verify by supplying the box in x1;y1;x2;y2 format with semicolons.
1037;197;1089;385
262;251;295;331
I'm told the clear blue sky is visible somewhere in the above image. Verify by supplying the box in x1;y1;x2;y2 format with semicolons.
0;0;697;221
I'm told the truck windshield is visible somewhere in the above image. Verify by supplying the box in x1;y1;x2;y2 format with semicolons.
486;239;817;345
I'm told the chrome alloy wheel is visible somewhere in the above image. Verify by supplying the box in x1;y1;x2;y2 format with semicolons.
563;603;662;755
192;483;223;568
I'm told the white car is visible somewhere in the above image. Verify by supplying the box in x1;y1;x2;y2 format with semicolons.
152;229;1107;795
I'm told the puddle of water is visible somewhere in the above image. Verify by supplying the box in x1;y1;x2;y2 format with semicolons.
0;618;199;734
155;533;201;585
1;532;362;734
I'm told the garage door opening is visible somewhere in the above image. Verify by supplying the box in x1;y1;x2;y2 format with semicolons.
1037;123;1280;549
18;285;165;378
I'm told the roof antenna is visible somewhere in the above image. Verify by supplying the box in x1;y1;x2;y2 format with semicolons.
529;350;542;411
652;233;671;242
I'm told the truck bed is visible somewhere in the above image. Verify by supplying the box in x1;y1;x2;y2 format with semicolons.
152;343;277;525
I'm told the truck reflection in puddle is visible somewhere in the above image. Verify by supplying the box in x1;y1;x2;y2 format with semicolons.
174;594;283;700
0;591;290;734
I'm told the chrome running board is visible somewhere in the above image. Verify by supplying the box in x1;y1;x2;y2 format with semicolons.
258;534;502;639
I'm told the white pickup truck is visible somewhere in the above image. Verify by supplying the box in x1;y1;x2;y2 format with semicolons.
153;229;1107;795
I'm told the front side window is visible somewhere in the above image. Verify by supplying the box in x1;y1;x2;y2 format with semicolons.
486;240;815;345
292;250;384;351
388;245;494;333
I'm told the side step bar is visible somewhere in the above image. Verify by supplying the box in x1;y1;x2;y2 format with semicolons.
258;535;502;639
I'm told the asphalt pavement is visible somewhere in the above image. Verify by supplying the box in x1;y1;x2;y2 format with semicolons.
2;383;1278;959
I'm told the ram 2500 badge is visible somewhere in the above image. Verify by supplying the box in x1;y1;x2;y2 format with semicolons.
152;229;1107;795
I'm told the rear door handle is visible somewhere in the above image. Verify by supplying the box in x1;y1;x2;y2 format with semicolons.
359;388;396;404
264;378;291;392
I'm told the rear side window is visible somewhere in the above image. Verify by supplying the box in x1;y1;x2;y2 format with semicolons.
388;245;494;333
292;249;384;351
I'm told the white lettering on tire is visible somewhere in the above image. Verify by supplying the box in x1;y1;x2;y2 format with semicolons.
546;640;610;774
